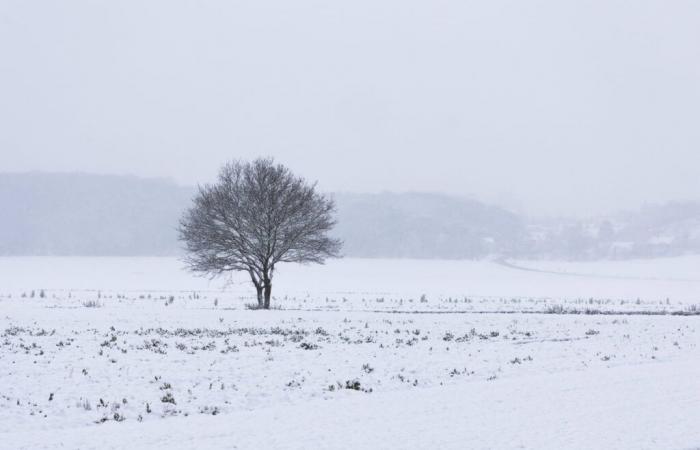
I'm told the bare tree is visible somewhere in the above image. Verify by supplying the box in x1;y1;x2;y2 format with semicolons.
179;158;342;309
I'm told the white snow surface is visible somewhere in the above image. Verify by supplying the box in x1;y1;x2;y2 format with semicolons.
1;257;699;449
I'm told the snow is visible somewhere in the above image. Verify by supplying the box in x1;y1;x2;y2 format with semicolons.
1;257;699;449
6;358;700;450
511;255;700;282
1;255;699;308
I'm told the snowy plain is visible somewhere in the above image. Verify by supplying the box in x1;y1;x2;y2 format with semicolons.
1;256;699;449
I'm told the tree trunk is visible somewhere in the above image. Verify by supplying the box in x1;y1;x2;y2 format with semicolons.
249;270;264;309
255;285;264;308
263;284;272;309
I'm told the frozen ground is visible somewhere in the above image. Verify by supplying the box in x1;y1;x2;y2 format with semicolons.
1;257;699;449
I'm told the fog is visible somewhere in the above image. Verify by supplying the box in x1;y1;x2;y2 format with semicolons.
1;1;699;217
3;4;700;443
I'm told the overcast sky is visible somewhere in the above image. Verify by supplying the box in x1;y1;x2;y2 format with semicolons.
1;1;698;217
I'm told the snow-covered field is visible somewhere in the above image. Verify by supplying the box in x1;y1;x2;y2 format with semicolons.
1;257;699;449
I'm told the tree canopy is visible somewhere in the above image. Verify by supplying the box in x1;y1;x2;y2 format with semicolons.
179;158;341;308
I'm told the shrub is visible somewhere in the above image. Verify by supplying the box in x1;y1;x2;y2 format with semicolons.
82;300;102;308
161;392;176;404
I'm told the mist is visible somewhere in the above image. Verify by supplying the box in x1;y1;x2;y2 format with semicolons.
1;172;699;260
4;3;700;447
2;1;699;217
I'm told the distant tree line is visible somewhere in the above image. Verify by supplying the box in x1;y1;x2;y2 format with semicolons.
1;173;699;260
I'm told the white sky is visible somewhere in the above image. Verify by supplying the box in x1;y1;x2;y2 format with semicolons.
1;1;699;217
